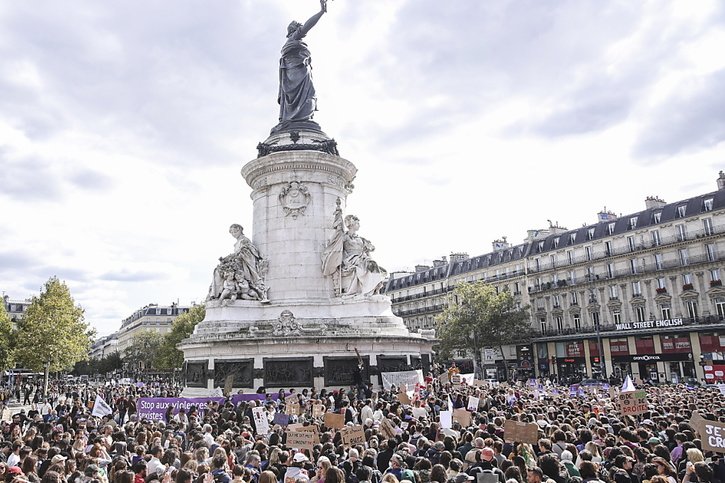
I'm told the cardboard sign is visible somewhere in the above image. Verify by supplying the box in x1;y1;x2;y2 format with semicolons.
451;374;462;386
453;408;472;427
467;396;480;411
286;396;301;416
286;430;317;451
619;390;648;416
504;420;540;444
380;418;397;439
398;390;411;405
324;412;345;429
224;375;234;396
690;411;706;435
412;407;428;420
312;403;325;419
341;425;366;446
690;415;725;453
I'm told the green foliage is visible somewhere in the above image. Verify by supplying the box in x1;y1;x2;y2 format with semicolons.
124;330;164;370
73;352;122;375
15;277;94;372
436;281;530;365
156;304;205;370
0;302;14;371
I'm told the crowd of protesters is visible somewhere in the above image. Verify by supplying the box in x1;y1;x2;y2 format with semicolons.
1;372;723;483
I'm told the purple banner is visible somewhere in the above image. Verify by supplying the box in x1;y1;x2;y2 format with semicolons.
138;397;225;421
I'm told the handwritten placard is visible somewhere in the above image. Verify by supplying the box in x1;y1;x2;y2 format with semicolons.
619;390;648;416
286;430;317;450
341;425;366;446
324;412;345;429
453;408;472;427
503;420;540;444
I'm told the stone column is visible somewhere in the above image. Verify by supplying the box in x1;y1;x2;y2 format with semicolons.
242;151;357;303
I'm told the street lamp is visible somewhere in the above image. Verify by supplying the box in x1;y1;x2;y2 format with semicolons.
593;312;607;378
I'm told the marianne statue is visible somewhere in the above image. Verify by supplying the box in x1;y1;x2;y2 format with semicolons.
272;0;328;134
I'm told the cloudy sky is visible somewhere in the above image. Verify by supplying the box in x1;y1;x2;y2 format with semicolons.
2;0;724;336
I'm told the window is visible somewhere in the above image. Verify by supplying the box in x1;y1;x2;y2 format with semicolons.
716;299;725;320
607;263;615;278
573;314;581;331
653;211;662;224
628;236;635;252
569;233;577;244
540;318;547;333
679;248;689;266
630;259;638;274
654;253;664;270
703;218;714;236
603;241;612;256
629;217;638;230
553;295;561;308
613;311;621;324
635;306;646;322
703;197;714;212
588;228;595;240
661;306;671;320
585;246;592;261
608;223;616;235
591;311;600;327
707;243;717;262
567;250;573;264
686;300;699;319
632;281;642;296
550;255;556;268
609;285;618;298
610;338;629;354
538;241;544;252
553;237;560;249
710;268;721;282
555;316;563;331
652;230;661;246
571;292;578;305
535;258;540;271
587;266;595;280
683;273;692;285
657;277;666;289
676;224;687;242
677;205;687;218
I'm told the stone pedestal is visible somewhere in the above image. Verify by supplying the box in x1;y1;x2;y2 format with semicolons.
181;130;435;394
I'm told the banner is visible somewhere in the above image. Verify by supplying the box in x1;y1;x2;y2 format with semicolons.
460;373;475;385
137;397;224;421
504;420;540;444
619;390;648;416
91;395;113;417
381;370;424;390
252;406;270;435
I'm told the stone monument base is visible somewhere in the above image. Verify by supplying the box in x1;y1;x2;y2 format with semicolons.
179;298;435;395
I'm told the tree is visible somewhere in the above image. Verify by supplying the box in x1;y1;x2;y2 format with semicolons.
15;277;94;394
156;305;205;370
124;330;164;372
436;281;530;380
0;301;15;372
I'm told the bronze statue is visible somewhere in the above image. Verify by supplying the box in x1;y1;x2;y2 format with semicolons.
272;0;328;134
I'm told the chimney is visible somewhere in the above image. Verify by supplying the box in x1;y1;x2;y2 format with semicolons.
597;207;618;222
414;265;431;273
718;171;725;190
492;238;510;252
432;256;448;267
644;196;666;210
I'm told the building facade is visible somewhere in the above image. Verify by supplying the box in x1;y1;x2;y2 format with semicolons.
2;295;32;330
385;172;725;384
115;303;191;355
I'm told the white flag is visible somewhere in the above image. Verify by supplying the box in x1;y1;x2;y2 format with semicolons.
621;375;635;392
91;395;113;417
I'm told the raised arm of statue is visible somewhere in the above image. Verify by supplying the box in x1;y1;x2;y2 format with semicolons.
299;1;326;37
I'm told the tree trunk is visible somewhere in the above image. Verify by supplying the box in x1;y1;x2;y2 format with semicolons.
43;361;50;397
499;345;510;382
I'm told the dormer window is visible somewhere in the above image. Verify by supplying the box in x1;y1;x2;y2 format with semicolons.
677;205;687;218
587;228;595;240
569;233;577;244
538;241;544;252
553;237;560;249
629;217;638;230
608;223;616;235
703;198;714;212
653;212;661;224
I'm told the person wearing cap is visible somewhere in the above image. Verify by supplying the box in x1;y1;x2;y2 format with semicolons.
284;452;310;483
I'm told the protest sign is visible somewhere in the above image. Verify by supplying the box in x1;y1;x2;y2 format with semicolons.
252;406;269;435
440;410;453;429
341;425;366;446
224;375;234;396
453;408;472;427
312;403;325;419
91;395;113;417
286;396;301;416
273;413;290;427
398;389;411;405
381;370;424;390
324;412;345;429
451;374;462;386
412;407;428;420
504;420;540;444
619;390;648;416
138;397;225;421
467;396;480;411
286;430;316;451
380;418;397;439
691;416;725;453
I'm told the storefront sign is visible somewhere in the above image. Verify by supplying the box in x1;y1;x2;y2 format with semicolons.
612;353;692;363
615;318;683;331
